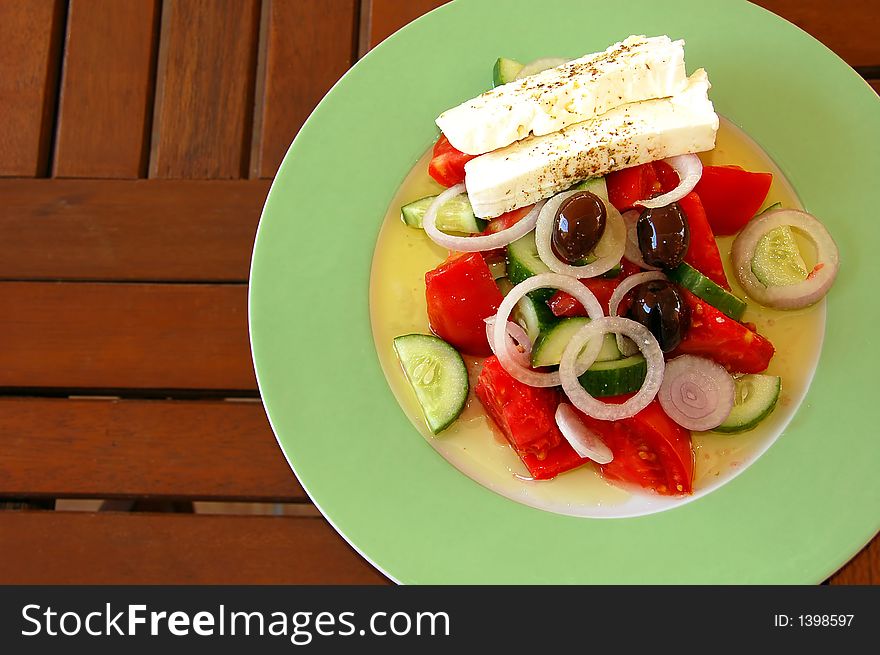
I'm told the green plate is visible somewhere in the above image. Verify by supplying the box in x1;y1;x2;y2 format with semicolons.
250;0;879;583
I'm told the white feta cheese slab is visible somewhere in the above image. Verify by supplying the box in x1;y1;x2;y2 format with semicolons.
436;35;688;156
464;69;718;219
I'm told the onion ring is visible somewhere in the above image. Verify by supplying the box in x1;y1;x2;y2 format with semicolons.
555;403;614;464
637;154;702;208
731;208;839;309
658;355;735;431
559;316;665;419
484;317;532;369
492;273;604;387
423;184;545;252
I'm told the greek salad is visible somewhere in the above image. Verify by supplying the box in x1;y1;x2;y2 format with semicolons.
391;36;839;497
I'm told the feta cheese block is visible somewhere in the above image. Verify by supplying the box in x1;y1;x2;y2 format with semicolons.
436;35;688;156
464;69;718;219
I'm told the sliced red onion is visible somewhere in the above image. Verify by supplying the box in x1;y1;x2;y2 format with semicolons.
608;271;667;356
731;208;839;309
621;209;661;271
423;184;545;252
555;403;613;464
559;316;665;420
492;273;604;387
535;191;626;278
658;355;735;431
637;154;702;208
484;317;532;368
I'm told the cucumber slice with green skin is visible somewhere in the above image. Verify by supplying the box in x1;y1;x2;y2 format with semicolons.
401;195;487;234
493;57;524;86
751;225;809;287
579;355;648;397
572;176;609;201
531;318;620;367
511;292;558;344
667;262;747;321
714;374;781;433
393;334;469;435
506;231;555;303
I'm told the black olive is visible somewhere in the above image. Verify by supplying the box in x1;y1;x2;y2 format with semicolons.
551;191;607;264
636;202;689;268
625;280;690;352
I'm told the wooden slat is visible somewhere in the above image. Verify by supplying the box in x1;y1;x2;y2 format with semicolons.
0;0;65;176
0;282;254;390
869;79;880;95
0;511;386;583
0;179;268;281
364;1;879;70
52;0;160;178
150;0;260;178
829;538;880;585
250;0;357;178
756;0;880;68
366;0;448;51
0;398;302;501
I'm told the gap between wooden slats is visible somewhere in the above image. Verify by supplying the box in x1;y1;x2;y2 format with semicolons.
0;179;268;282
0;511;388;584
250;0;359;178
52;0;160;178
149;0;261;178
0;0;66;177
0;282;255;390
0;397;302;502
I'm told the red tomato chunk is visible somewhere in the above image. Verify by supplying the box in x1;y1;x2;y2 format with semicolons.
428;133;476;187
694;165;773;236
425;252;502;357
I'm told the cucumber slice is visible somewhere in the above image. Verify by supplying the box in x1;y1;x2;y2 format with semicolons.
493;57;524;86
714;374;781;433
579;355;648;397
401;195;487;234
531;318;620;367
516;57;568;79
751;225;808;287
511;292;558;343
667;262;747;320
506;231;555;302
572;176;609;201
758;202;782;215
393;334;469;435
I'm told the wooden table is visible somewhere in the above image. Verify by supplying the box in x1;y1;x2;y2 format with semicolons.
0;0;876;584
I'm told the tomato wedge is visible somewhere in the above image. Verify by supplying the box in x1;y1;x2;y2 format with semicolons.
547;261;641;317
425;252;502;357
679;191;730;290
694;165;773;236
475;356;564;461
672;289;775;373
428;133;476;187
605;163;660;212
576;398;694;495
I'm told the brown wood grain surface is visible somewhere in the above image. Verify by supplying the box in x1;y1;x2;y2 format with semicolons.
0;0;65;176
0;398;302;501
0;511;387;583
149;0;260;178
0;282;254;390
756;0;880;68
870;79;880;95
365;0;880;70
0;179;268;281
250;0;358;178
52;0;160;178
829;538;880;585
